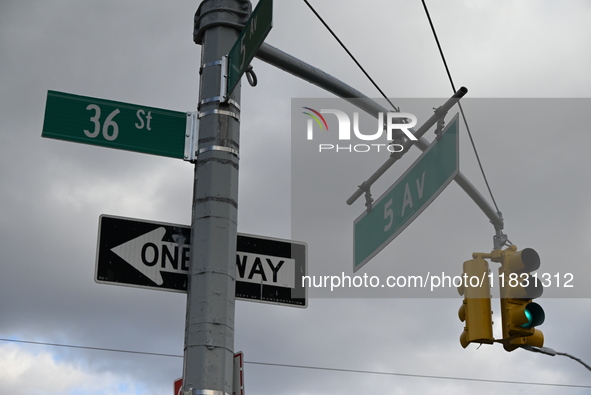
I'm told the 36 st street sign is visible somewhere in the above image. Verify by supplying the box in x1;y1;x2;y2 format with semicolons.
96;214;307;307
353;113;460;272
42;90;189;159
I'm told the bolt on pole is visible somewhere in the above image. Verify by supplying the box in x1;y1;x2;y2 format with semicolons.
182;1;248;394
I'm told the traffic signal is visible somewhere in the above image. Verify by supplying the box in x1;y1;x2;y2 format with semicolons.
458;255;494;348
495;246;545;352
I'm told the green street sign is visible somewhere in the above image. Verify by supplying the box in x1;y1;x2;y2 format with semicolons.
42;90;189;159
225;0;273;98
353;113;460;272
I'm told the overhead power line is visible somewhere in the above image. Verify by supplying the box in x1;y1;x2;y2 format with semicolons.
0;337;181;359
420;0;501;215
1;338;589;389
247;361;590;389
302;0;400;112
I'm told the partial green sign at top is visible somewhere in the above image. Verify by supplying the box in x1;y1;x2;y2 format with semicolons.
42;90;188;159
225;0;273;98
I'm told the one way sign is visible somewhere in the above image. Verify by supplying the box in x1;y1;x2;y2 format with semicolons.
95;215;307;307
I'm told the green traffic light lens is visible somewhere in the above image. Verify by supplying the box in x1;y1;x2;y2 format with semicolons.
520;302;545;329
521;309;533;328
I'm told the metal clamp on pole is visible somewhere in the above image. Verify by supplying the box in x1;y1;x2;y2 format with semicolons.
186;105;241;160
493;211;508;250
198;145;239;158
199;108;240;122
191;89;241;160
185;107;241;162
359;181;373;213
434;107;447;140
200;59;222;74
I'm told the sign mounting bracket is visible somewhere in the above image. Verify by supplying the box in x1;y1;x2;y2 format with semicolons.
184;111;199;162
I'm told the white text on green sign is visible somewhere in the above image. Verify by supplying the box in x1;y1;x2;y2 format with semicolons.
353;113;460;271
225;0;273;98
42;90;188;159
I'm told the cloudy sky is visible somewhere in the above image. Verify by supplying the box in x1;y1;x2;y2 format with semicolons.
1;1;591;394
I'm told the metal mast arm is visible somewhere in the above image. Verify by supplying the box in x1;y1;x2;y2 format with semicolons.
256;42;505;247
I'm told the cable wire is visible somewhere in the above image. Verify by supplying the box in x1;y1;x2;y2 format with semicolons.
0;337;181;359
302;0;400;112
1;338;589;389
247;361;590;389
421;0;501;214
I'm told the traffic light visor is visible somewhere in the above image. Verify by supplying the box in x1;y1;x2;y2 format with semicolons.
505;248;540;273
506;274;543;299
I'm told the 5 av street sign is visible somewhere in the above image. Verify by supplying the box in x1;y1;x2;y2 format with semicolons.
95;214;307;307
42;90;190;159
224;0;273;98
353;113;460;272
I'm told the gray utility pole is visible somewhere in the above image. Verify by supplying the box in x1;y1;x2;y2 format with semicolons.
182;1;250;394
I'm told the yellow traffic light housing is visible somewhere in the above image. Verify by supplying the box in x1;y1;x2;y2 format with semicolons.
494;246;545;352
458;256;494;348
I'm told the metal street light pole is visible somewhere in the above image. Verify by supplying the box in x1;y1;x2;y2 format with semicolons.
182;1;249;393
